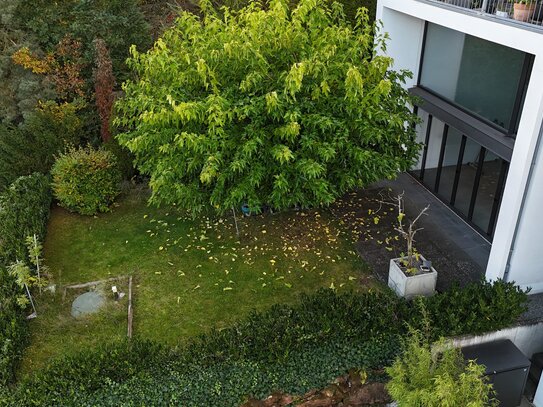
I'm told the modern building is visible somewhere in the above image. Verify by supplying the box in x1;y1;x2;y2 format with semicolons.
375;0;543;402
376;0;543;292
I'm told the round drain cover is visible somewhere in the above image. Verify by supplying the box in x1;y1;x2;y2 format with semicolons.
71;291;105;318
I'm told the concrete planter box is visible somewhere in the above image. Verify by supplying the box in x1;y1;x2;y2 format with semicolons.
388;256;437;299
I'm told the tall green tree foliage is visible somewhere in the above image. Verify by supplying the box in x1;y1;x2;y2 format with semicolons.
116;0;419;214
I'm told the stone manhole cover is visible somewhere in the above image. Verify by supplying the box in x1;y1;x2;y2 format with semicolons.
71;291;105;318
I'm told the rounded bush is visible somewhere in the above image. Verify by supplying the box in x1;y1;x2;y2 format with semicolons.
51;146;121;215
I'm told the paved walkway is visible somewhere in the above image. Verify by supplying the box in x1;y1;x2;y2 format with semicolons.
331;173;488;293
332;172;543;325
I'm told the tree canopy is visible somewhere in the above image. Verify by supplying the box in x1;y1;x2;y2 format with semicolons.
115;0;420;214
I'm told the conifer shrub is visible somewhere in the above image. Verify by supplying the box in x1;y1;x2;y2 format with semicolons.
386;329;497;406
0;102;81;191
0;269;29;388
0;173;52;265
51;146;121;215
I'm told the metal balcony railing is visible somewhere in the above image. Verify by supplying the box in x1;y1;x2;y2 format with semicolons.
430;0;543;27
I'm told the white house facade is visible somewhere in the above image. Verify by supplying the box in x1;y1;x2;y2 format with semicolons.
376;0;543;403
376;0;543;294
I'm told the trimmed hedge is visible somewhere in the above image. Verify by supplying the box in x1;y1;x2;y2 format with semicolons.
0;103;81;191
51;146;121;215
0;173;51;387
0;270;29;387
0;173;52;266
5;280;528;406
416;279;530;338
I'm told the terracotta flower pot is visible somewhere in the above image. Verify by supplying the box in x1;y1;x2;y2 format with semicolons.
514;2;536;22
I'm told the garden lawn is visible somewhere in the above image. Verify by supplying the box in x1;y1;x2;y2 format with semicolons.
20;186;373;376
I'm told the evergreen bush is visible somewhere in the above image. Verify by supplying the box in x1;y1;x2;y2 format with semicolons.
0;173;52;265
417;279;530;339
386;329;497;406
0;269;29;387
51;146;122;215
0;173;51;388
5;281;528;406
0;102;81;191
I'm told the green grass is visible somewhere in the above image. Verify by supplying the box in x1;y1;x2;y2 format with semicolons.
20;186;373;376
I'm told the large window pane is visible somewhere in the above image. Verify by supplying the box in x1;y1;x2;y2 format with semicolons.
471;153;506;234
420;23;527;132
450;138;481;216
420;118;445;187
435;127;463;202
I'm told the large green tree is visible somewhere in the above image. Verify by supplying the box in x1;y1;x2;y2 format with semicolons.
116;0;419;214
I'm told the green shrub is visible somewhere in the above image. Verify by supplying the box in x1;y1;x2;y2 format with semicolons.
0;102;81;191
8;336;398;407
51;146;122;215
0;173;50;387
416;279;530;339
8;339;167;405
6;281;529;405
103;139;136;180
0;173;52;265
0;269;29;387
180;288;406;366
386;329;497;406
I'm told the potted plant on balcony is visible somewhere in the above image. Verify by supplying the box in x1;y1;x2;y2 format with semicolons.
513;0;536;21
386;194;437;299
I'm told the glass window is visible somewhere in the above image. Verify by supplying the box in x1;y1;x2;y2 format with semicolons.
435;126;463;202
420;23;528;132
471;153;506;234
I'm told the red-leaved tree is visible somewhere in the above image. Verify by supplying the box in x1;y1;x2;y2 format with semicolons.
93;38;115;143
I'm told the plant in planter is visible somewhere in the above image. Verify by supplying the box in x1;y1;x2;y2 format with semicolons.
385;193;437;299
514;0;537;21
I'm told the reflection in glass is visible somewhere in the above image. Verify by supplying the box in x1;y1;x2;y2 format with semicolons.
471;152;505;234
420;23;526;132
434;127;463;202
450;138;481;217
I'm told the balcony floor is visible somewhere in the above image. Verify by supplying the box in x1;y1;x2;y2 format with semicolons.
332;172;543;325
332;172;488;292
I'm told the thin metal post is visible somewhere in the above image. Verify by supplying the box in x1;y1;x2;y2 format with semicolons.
127;276;133;338
481;0;489;13
468;147;486;220
25;283;37;318
434;124;449;193
419;114;433;181
33;234;41;294
231;207;239;237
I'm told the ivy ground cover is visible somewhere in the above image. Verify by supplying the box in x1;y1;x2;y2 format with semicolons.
20;186;371;376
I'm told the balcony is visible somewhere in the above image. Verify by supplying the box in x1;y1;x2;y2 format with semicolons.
426;0;543;28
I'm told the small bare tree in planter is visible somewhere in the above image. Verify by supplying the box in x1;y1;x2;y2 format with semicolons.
385;193;437;299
